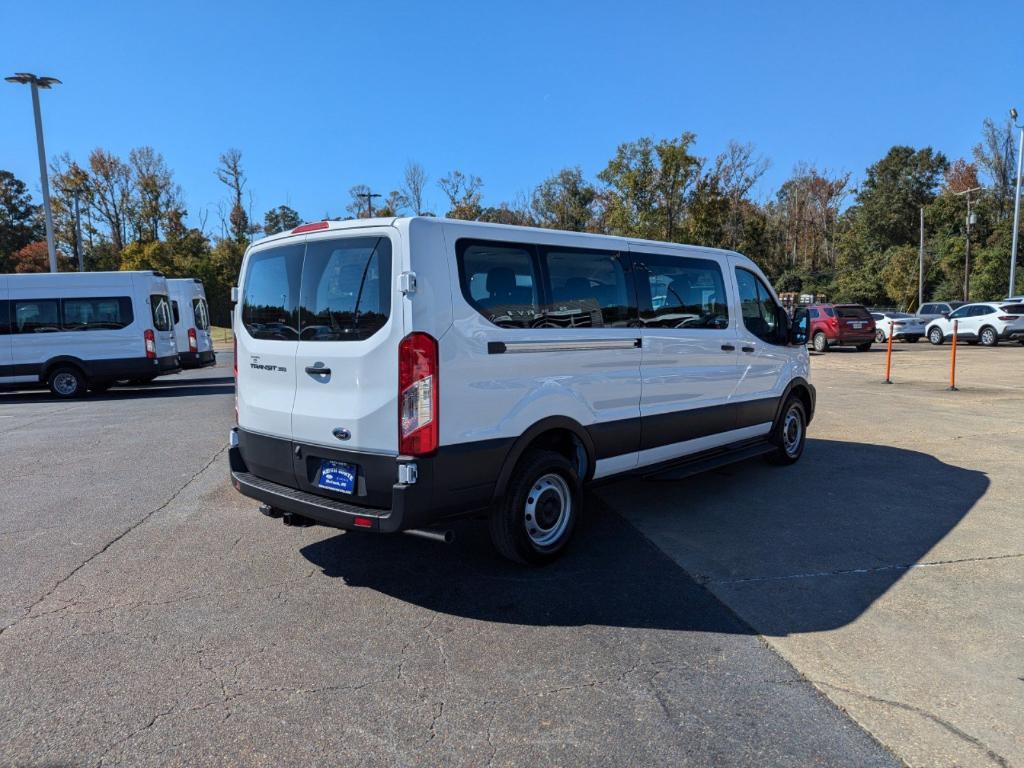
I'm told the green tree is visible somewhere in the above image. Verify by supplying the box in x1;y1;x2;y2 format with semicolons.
263;205;302;235
531;167;597;231
598;133;702;241
0;170;41;270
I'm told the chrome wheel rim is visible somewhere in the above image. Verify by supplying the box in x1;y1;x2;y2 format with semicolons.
982;329;994;345
53;372;78;396
782;407;803;457
524;473;571;548
814;334;826;351
875;330;885;343
930;329;942;344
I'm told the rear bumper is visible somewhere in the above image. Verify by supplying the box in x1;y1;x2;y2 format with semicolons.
179;350;217;368
228;429;448;533
156;354;181;375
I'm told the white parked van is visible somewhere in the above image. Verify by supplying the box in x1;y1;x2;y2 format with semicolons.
0;271;180;398
168;278;216;368
229;218;814;563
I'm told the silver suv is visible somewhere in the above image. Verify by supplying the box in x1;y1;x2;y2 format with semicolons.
917;301;964;324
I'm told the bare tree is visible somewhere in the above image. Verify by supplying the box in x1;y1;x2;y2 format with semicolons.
87;148;134;252
401;161;428;215
712;141;770;248
973;117;1017;218
438;170;483;219
216;148;249;242
129;146;181;242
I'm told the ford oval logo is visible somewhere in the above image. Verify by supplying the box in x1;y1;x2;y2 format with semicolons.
332;428;351;441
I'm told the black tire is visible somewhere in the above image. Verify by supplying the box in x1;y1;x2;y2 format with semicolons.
48;366;86;399
928;327;944;345
766;396;807;466
489;449;580;565
812;332;829;353
874;329;886;343
856;342;872;352
979;326;998;347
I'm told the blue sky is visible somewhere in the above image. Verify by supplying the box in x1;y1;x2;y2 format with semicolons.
2;0;1022;228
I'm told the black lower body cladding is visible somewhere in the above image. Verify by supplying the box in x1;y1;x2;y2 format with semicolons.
179;350;216;369
228;389;814;535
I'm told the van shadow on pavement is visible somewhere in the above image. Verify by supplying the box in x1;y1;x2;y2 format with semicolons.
301;438;986;635
0;376;234;403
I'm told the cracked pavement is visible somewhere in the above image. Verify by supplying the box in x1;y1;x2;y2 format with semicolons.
0;354;970;766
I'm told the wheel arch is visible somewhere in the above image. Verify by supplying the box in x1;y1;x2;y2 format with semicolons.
774;377;816;426
41;356;89;382
491;416;595;502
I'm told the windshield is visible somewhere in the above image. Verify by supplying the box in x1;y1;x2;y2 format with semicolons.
151;294;173;332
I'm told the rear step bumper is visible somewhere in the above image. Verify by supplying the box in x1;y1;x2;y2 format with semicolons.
229;437;428;534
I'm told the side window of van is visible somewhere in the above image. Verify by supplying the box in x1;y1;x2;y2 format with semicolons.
13;299;60;333
171;300;181;325
457;241;541;328
635;253;729;329
735;268;784;344
540;247;637;327
62;297;134;330
0;300;10;334
242;244;303;340
298;236;392;341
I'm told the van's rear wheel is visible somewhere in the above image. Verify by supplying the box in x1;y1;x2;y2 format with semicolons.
766;396;807;466
489;449;579;565
48;366;85;399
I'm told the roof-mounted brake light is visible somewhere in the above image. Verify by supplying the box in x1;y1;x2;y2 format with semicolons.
291;221;330;234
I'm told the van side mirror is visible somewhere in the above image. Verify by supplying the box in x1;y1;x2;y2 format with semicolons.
789;307;810;346
230;286;239;304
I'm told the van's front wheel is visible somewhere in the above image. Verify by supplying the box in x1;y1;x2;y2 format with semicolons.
766;396;807;466
489;449;579;565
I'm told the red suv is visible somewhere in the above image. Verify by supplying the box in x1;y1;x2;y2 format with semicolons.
807;303;875;352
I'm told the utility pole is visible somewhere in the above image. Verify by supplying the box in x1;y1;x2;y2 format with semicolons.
5;73;61;272
919;207;925;310
1010;108;1023;297
954;186;981;302
357;191;381;218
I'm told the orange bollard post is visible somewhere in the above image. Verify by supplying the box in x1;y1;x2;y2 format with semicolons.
884;321;894;383
948;319;959;391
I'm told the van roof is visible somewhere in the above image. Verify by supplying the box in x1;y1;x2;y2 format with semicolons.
249;216;753;265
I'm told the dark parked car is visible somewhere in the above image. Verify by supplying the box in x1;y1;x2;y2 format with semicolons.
917;301;965;324
807;303;875;352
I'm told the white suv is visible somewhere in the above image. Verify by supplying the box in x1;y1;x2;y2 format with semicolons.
926;302;1024;346
229;217;815;563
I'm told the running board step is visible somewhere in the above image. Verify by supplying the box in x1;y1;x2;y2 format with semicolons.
644;441;775;481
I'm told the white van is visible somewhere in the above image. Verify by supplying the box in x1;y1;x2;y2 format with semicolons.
0;271;180;398
229;218;814;563
168;278;216;368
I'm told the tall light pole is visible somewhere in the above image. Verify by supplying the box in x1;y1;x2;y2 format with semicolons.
5;72;61;273
954;186;981;301
1010;107;1023;297
919;206;925;310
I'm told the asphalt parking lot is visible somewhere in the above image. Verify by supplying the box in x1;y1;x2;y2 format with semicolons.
1;341;1021;767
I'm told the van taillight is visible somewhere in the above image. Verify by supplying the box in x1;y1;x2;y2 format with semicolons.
188;327;198;352
398;332;438;456
144;329;156;359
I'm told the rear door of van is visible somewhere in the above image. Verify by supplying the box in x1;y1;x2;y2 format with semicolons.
236;240;304;442
289;229;402;500
191;283;214;355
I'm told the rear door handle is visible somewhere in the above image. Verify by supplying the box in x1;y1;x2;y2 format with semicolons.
305;366;331;375
741;346;755;353
720;344;735;351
